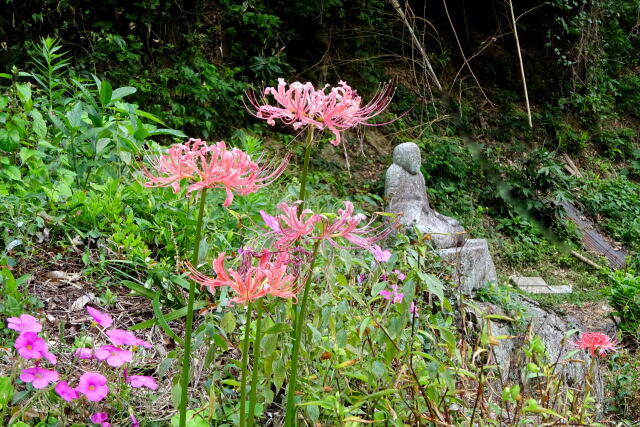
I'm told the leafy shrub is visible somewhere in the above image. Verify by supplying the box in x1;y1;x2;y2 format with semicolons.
607;270;640;344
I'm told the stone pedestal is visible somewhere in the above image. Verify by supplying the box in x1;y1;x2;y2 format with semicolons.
435;239;497;295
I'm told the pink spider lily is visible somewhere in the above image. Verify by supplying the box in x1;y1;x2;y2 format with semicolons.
106;329;152;349
187;251;298;304
141;139;289;207
20;366;59;389
14;332;47;359
320;81;395;146
371;245;391;262
247;79;395;145
87;306;113;328
94;345;133;367
7;314;42;334
246;79;324;129
573;332;618;358
55;381;79;401
127;375;158;390
77;372;109;402
260;201;322;248
314;201;396;254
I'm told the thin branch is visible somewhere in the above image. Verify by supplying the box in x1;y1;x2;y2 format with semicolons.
388;0;442;90
442;0;492;104
507;0;533;128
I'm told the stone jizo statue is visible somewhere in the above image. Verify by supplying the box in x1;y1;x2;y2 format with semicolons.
385;142;466;249
385;141;497;295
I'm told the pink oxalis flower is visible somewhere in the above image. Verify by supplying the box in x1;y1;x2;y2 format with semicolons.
7;314;42;333
20;366;59;389
55;381;79;401
94;345;133;367
87;306;113;328
106;329;152;348
141;139;288;207
14;332;47;360
77;372;109;402
127;375;158;390
90;412;110;427
74;347;94;359
574;332;617;358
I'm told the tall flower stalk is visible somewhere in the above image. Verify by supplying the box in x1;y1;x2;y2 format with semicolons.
247;297;264;427
188;249;304;426
178;187;207;427
284;240;320;427
140;138;287;427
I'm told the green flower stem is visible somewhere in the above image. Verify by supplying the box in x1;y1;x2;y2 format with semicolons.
247;297;264;427
240;301;253;427
579;355;597;423
284;240;321;427
178;187;208;427
297;126;314;213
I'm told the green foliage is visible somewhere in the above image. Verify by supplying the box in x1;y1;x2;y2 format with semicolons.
607;270;640;344
579;175;640;251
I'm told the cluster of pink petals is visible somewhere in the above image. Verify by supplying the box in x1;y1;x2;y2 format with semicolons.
20;366;59;389
94;345;133;367
141;139;289;207
8;314;42;333
106;329;152;348
247;79;394;145
261;201;395;259
573;332;618;358
55;381;79;401
188;251;298;304
90;412;111;427
13;331;56;364
88;306;113;328
410;301;419;317
260;202;322;249
76;372;109;402
127;375;158;390
379;284;404;304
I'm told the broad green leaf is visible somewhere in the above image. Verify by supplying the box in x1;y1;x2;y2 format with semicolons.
95;138;111;155
111;86;137;101
147;128;188;138
220;311;236;333
4;165;21;181
16;84;31;104
30;109;47;138
418;272;444;302
100;80;112;107
0;95;8;109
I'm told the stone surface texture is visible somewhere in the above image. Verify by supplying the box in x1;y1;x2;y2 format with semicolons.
475;296;604;409
511;276;573;294
385;142;465;249
436;239;498;294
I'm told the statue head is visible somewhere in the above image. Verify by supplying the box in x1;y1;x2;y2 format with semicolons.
392;142;421;174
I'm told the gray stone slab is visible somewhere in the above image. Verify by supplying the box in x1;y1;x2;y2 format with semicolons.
510;276;572;294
